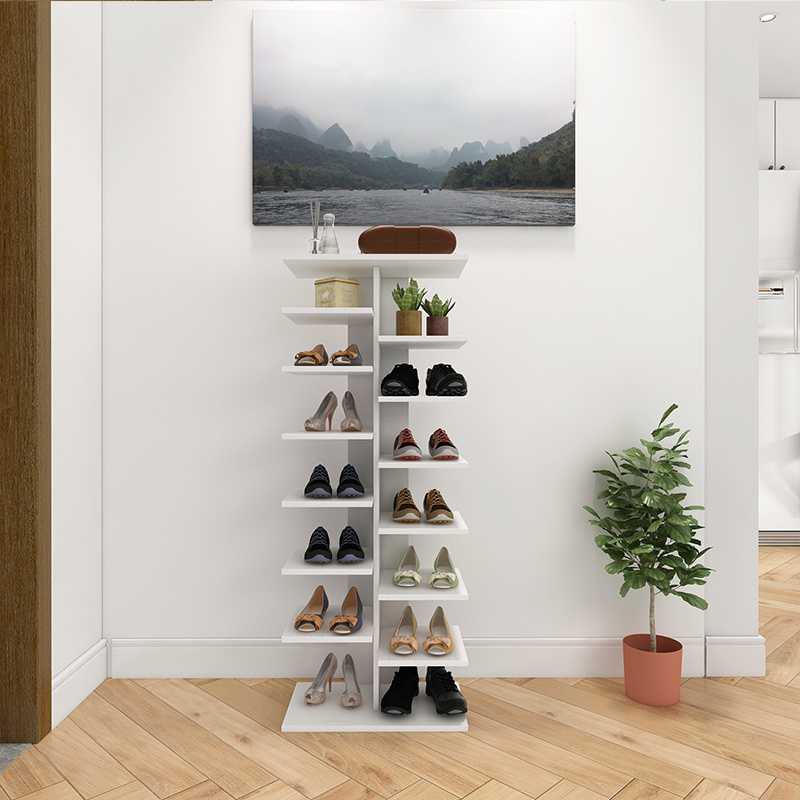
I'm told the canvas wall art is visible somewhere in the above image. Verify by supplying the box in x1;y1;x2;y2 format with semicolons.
252;7;575;226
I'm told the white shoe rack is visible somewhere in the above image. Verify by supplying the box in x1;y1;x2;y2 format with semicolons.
279;254;470;732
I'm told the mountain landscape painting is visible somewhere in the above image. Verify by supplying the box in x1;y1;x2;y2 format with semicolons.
252;8;575;227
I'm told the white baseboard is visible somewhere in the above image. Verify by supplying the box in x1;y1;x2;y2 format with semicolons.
705;635;766;676
52;639;108;726
110;636;709;678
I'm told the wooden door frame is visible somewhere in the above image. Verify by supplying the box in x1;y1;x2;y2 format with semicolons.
0;0;52;744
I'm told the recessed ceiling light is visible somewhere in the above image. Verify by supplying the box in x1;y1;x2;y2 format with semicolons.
760;12;778;23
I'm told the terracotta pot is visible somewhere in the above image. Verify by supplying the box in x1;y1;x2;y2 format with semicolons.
426;316;449;336
622;634;682;706
396;309;422;336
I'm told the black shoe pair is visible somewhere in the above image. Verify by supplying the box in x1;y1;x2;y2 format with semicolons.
304;464;365;498
380;363;468;397
380;666;467;716
304;526;365;564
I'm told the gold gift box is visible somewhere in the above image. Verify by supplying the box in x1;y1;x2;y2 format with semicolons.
314;276;359;308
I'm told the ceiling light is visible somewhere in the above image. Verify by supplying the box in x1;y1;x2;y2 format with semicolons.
760;12;778;22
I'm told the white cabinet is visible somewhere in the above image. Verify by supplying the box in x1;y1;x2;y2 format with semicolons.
279;254;470;732
760;98;800;170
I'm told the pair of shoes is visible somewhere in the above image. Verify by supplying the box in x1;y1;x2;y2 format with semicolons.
380;363;467;396
304;464;365;498
389;605;454;655
294;343;363;366
392;488;453;523
380;666;467;716
305;652;362;708
305;390;362;432
294;585;363;634
393;428;459;460
304;526;365;564
393;545;458;589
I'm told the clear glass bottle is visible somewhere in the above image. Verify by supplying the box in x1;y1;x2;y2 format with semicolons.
319;213;340;254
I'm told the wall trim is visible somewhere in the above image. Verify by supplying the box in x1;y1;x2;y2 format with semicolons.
705;635;766;677
52;639;107;727
110;636;710;679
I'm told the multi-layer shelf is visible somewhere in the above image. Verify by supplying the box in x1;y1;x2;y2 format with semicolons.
279;254;469;732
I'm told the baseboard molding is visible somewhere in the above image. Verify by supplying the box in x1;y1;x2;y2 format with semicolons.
52;639;108;726
110;636;709;678
705;635;766;676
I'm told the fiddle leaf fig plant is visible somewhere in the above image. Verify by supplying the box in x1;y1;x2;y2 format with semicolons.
584;404;711;653
421;294;455;317
392;278;427;310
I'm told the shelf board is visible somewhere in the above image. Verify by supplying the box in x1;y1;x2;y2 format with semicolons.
378;568;468;601
378;395;468;404
378;511;468;535
281;682;468;732
282;546;374;576
282;307;373;325
378;456;468;470
282;488;374;508
281;605;374;644
285;254;467;280
283;366;373;376
282;430;374;441
378;624;467;668
378;335;467;350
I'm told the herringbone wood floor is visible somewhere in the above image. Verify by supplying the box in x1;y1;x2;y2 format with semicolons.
4;548;800;800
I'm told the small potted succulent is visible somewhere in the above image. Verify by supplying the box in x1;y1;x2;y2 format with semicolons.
584;404;710;706
421;294;455;336
392;278;427;336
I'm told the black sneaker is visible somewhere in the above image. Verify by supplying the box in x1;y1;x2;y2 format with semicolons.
336;464;365;497
304;464;332;498
381;667;419;715
337;526;365;562
304;526;332;563
425;667;468;715
426;364;467;397
381;363;419;396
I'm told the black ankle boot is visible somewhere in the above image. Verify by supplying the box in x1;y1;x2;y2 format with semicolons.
380;667;419;715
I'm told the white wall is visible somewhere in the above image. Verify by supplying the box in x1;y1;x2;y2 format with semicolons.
98;0;758;677
51;2;106;724
704;2;763;673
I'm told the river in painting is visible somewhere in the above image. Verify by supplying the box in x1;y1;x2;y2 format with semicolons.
252;188;575;227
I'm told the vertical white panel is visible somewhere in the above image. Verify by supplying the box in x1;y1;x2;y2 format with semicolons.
51;1;105;696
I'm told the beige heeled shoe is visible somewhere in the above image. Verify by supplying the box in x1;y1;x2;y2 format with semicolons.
390;605;419;654
340;390;362;432
305;652;337;705
423;606;454;655
341;654;362;708
305;391;337;431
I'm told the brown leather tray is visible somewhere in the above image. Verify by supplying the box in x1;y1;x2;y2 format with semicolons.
358;225;456;254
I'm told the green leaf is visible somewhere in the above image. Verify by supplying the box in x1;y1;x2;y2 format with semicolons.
659;404;679;425
584;505;600;519
623;447;648;464
605;562;627;574
675;591;708;610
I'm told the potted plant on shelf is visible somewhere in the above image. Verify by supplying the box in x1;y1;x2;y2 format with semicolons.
584;404;711;706
392;278;427;335
421;294;455;336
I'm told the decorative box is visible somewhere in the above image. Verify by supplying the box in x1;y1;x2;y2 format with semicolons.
314;276;359;308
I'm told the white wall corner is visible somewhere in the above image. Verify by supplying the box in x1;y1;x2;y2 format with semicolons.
52;639;108;727
705;635;766;677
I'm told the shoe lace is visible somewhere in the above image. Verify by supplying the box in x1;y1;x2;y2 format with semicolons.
340;464;360;482
308;527;329;547
396;488;415;506
339;526;361;547
310;464;329;482
432;669;457;692
426;488;446;507
431;428;454;447
397;428;418;447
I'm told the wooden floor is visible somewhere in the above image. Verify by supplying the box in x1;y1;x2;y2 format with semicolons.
4;548;800;800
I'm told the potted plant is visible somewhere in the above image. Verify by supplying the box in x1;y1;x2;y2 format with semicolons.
392;278;427;335
421;294;455;336
584;404;711;706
